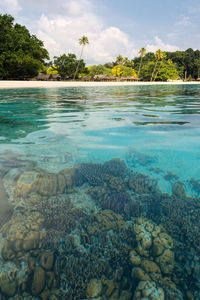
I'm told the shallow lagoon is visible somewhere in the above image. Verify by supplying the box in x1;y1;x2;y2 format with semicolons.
0;85;200;299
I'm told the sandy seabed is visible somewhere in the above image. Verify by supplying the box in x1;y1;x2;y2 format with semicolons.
0;80;200;89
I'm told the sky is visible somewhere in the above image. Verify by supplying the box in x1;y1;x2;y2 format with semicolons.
0;0;200;65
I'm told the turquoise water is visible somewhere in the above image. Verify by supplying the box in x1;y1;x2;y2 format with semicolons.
1;85;200;194
0;85;200;299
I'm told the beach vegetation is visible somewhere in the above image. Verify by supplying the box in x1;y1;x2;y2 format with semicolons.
115;55;134;68
165;48;200;79
73;36;89;80
52;53;87;79
137;47;146;80
0;14;49;79
112;65;137;78
154;51;167;81
87;65;113;76
46;66;59;75
151;49;163;81
141;60;179;81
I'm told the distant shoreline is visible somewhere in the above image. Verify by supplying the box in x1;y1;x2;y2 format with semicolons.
0;80;200;89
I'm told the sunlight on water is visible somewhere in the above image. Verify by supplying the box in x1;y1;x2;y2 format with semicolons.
0;85;200;299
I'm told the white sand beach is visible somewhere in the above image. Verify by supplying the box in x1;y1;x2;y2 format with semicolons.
0;80;200;89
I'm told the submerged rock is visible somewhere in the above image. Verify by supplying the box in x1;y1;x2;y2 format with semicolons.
0;178;13;228
131;217;175;286
134;280;164;300
129;173;158;194
0;272;17;296
31;266;45;295
1;209;45;256
40;251;54;270
14;168;67;199
86;278;102;298
86;209;125;235
172;181;187;198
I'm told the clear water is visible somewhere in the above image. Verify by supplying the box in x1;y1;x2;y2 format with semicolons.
0;85;200;299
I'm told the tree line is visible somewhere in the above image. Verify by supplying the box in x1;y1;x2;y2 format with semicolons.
0;13;200;81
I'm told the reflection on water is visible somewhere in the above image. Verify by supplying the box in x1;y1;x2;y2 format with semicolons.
0;85;200;299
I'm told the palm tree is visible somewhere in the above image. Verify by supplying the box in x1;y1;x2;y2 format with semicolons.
137;47;146;81
151;49;162;81
123;57;134;68
116;54;124;65
73;35;89;80
154;52;167;81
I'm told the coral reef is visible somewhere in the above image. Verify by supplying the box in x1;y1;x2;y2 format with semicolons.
39;195;87;239
133;280;164;300
103;158;127;177
84;210;125;235
101;191;131;213
1;208;46;260
0;157;199;299
87;186;131;213
0;178;13;228
77;158;127;187
53;211;135;299
86;276;132;299
128;173;158;194
189;177;200;195
130;217;183;299
78;163;108;186
124;189;200;298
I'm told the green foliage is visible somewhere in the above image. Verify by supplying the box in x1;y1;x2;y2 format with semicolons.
88;65;113;76
53;53;86;79
133;52;154;71
141;60;179;81
46;66;58;75
112;65;137;77
79;36;89;46
165;48;200;79
0;14;49;79
73;35;89;80
104;63;113;69
138;47;147;80
114;55;134;67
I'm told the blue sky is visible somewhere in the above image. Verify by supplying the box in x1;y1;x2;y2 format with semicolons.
0;0;200;64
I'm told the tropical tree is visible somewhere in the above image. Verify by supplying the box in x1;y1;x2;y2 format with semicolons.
112;65;137;77
46;66;58;75
141;60;179;81
195;58;200;78
154;51;167;81
73;35;89;80
137;47;146;81
0;14;49;79
115;54;124;65
88;65;112;76
151;49;162;81
53;53;86;79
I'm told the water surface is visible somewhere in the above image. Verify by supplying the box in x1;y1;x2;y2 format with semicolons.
0;85;200;299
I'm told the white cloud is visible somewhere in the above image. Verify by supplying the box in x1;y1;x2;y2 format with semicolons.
176;16;191;27
35;0;137;64
146;36;179;53
0;0;21;15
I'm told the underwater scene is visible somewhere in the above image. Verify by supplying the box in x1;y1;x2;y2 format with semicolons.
0;84;200;299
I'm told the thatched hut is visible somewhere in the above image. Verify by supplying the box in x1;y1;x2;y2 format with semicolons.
80;76;93;81
93;74;110;81
49;74;61;81
93;75;119;81
34;73;51;81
